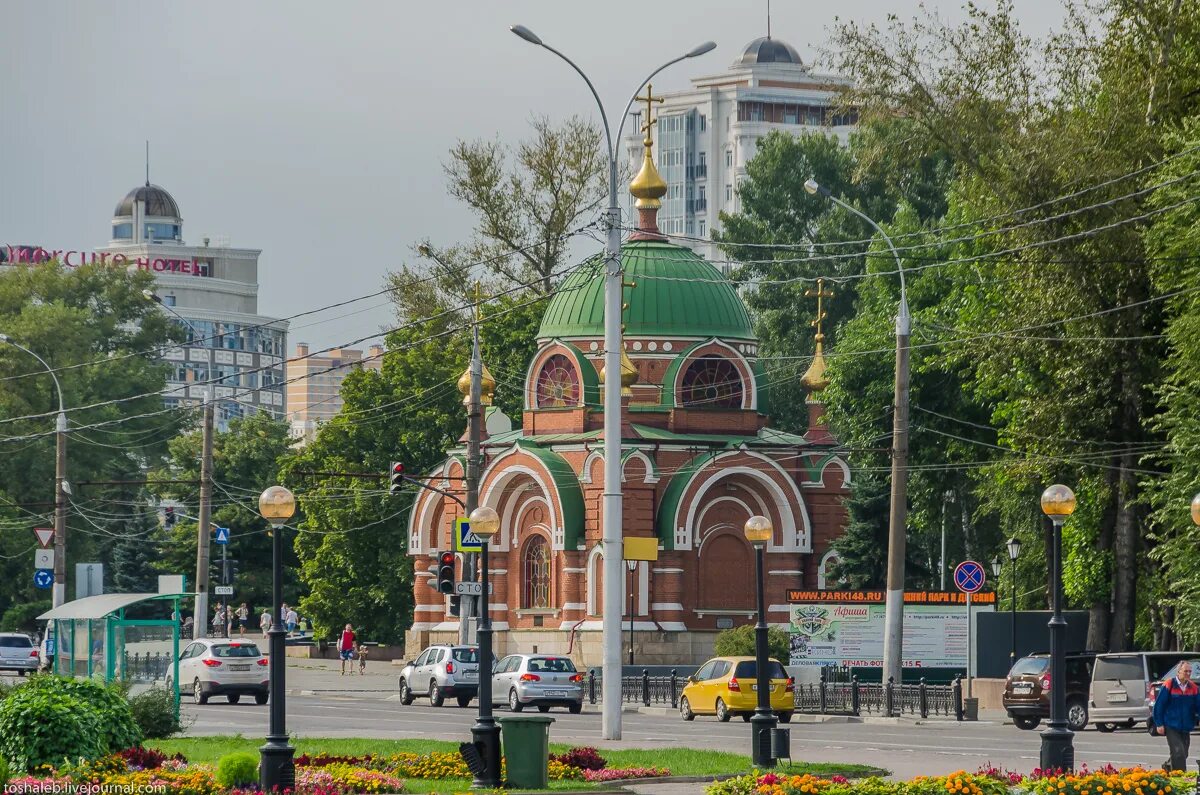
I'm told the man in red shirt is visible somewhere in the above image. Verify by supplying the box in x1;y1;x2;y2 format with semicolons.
339;624;357;676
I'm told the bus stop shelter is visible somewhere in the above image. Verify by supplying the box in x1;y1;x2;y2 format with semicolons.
38;592;186;716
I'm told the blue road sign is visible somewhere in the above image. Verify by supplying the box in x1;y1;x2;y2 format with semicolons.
33;569;53;589
214;527;230;545
454;518;482;553
953;560;985;594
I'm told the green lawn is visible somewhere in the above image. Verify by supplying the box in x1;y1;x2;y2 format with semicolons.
148;736;883;785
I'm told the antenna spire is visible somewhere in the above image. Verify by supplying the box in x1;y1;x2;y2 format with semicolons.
145;140;150;186
767;0;771;39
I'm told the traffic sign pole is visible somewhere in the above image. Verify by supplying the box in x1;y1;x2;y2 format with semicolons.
953;561;985;703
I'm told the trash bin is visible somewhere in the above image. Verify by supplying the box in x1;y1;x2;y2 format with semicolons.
498;715;555;789
963;697;979;721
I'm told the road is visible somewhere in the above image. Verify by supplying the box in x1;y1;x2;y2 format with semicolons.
180;693;1174;780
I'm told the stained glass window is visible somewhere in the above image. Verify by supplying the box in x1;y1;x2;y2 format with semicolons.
681;355;743;409
522;537;551;609
535;354;580;408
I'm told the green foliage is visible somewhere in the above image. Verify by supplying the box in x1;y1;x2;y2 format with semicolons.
0;682;104;771
215;752;259;788
713;624;790;662
129;687;181;740
0;754;9;789
0;600;51;634
25;676;143;754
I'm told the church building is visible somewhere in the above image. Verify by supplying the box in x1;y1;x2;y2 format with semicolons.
406;94;850;664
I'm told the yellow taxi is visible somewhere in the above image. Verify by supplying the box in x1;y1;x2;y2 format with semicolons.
678;656;794;722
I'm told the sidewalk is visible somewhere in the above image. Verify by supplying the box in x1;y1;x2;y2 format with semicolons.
280;656;398;696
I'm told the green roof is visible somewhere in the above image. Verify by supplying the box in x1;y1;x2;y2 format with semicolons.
538;241;755;341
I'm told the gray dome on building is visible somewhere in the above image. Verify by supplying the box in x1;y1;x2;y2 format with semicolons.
737;37;804;67
113;184;180;218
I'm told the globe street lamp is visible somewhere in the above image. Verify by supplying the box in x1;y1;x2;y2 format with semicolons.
1006;536;1022;665
1039;484;1076;772
743;515;777;768
803;178;909;698
258;485;296;792
510;23;715;740
468;505;502;788
1191;493;1200;528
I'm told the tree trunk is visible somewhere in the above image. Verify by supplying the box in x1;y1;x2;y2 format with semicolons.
1107;385;1142;652
1087;473;1117;652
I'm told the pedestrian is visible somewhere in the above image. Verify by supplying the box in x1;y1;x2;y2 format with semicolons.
211;605;225;638
357;644;368;675
259;608;272;639
285;606;299;635
338;624;357;675
236;603;250;637
1153;660;1199;771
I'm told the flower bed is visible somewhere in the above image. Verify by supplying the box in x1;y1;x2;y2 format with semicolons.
706;765;1196;795
7;744;670;793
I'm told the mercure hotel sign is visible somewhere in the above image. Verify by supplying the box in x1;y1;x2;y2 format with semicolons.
2;245;212;277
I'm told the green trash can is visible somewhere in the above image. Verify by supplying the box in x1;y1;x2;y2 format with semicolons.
498;715;555;789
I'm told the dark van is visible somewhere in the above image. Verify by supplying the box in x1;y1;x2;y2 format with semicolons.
1003;652;1095;731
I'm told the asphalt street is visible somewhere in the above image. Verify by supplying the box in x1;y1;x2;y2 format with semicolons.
180;693;1176;780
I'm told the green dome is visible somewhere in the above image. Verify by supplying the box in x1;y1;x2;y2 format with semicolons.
538;241;755;341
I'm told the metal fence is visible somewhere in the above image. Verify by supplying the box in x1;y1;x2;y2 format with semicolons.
585;668;965;720
122;651;171;682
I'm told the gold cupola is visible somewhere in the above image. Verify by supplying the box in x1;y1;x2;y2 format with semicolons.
599;346;639;396
801;279;834;394
457;360;496;407
629;85;668;240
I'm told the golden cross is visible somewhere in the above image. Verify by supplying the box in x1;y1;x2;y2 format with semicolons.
472;281;486;322
636;84;665;138
803;278;835;339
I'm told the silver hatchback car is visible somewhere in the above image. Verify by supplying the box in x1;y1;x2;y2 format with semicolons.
0;633;39;675
398;645;482;707
493;654;584;713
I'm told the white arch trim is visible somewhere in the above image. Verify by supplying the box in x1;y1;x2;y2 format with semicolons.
818;549;843;589
505;496;551;553
674;338;758;411
586;546;604;616
579;448;660;485
480;448;563;549
679;451;811;552
408;467;447;555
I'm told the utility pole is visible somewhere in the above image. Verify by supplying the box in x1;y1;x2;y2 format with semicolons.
194;400;214;640
460;292;484;646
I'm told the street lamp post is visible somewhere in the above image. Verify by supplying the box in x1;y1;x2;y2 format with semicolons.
467;505;502;789
510;23;715;740
803;179;909;699
1006;536;1022;665
258;485;297;791
627;559;637;667
1191;493;1200;529
1039;484;1077;772
0;333;68;609
744;515;777;768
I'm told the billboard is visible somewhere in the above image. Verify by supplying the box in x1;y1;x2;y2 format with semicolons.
787;591;994;669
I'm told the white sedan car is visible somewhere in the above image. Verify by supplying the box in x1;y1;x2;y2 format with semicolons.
167;638;269;705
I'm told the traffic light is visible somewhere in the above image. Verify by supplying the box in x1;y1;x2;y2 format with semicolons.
448;595;461;617
164;507;176;528
221;559;239;584
437;551;456;594
389;462;405;496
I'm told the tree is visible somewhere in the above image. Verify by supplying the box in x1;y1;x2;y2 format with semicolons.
0;261;178;620
713;624;790;662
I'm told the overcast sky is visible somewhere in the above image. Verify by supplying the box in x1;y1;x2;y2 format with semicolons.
0;1;1067;351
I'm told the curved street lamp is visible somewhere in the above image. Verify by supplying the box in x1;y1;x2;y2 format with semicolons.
1039;484;1076;772
510;23;715;740
802;178;909;700
743;514;777;768
258;485;296;791
0;333;69;609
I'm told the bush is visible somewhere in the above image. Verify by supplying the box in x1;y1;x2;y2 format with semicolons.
0;754;10;789
26;676;142;753
215;752;259;788
550;747;606;771
117;746;173;770
129;687;181;739
0;601;51;634
713;624;790;662
0;684;104;770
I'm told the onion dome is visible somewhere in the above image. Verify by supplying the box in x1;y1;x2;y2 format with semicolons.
457;360;496;407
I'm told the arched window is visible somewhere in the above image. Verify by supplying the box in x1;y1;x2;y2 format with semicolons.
522;537;551;608
681;355;743;409
535;354;580;408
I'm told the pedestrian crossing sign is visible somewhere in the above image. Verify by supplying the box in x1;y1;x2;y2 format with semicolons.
454;517;483;553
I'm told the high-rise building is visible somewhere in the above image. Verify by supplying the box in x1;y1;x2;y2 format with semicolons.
97;183;288;430
621;35;856;262
285;343;383;443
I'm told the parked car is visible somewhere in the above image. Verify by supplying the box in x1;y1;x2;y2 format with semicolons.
398;645;483;708
1003;653;1094;731
167;638;269;705
678;656;794;723
0;633;38;676
1089;651;1185;731
492;654;584;713
1144;658;1200;734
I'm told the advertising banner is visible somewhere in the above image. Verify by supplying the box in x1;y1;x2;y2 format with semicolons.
787;591;994;668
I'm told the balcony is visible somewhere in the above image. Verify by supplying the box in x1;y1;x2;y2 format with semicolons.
687;164;707;180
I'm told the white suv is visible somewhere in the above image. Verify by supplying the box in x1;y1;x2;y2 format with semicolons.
168;638;269;705
0;633;38;675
